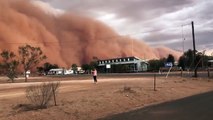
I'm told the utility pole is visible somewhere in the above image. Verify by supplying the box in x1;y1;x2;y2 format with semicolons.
192;21;197;77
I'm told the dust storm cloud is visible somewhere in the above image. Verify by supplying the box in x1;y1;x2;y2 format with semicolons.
0;0;181;67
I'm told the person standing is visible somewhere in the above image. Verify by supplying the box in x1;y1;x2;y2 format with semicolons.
92;68;97;83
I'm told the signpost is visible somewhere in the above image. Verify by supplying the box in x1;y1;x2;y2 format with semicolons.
165;62;173;78
165;62;173;67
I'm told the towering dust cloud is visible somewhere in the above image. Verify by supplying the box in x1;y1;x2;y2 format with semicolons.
0;0;181;67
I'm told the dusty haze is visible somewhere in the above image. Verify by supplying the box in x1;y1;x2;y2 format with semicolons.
0;0;181;67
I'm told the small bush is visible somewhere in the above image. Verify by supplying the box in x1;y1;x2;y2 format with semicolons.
124;86;131;91
26;82;60;109
119;86;136;93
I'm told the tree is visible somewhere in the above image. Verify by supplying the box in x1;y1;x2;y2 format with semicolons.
37;62;59;75
184;49;194;68
26;82;60;108
178;49;213;71
148;58;166;71
166;54;175;66
81;60;98;74
178;56;186;70
71;64;78;74
90;61;98;70
0;50;19;82
19;44;46;82
178;55;186;70
195;52;203;68
180;49;210;69
81;64;92;74
36;66;44;75
203;55;211;67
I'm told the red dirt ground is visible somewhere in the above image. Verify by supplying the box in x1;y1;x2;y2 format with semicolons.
0;75;213;120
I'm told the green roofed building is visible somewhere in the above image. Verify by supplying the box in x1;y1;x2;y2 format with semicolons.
97;56;148;73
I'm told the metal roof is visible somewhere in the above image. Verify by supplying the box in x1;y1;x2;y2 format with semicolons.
98;56;141;61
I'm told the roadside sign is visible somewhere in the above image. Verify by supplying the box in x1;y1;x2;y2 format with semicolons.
165;62;173;67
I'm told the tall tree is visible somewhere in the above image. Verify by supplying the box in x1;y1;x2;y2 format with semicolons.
178;56;186;70
18;44;46;82
148;58;166;71
37;62;59;75
71;64;78;74
166;54;175;66
90;61;98;70
184;49;194;68
195;52;202;68
81;64;91;74
0;50;19;82
178;49;211;70
91;56;99;69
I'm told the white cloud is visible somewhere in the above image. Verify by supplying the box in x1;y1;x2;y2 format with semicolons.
31;0;64;16
90;11;131;35
206;49;213;56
